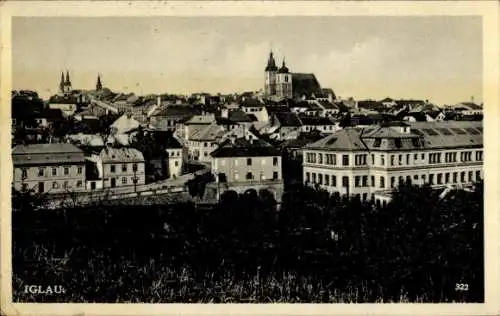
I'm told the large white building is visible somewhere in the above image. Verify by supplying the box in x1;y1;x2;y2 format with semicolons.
302;121;483;203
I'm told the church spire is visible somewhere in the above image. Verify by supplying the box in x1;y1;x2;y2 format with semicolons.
65;70;71;85
265;50;277;72
96;73;103;91
59;71;65;93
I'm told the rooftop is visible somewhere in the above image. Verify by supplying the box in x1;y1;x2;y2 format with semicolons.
211;137;280;158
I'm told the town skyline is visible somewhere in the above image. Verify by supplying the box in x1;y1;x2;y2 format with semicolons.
13;16;482;105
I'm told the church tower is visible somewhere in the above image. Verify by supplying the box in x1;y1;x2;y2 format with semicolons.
58;72;65;95
264;51;278;97
64;70;72;93
276;58;293;99
96;74;103;91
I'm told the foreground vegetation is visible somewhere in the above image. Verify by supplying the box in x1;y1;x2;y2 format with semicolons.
12;182;483;302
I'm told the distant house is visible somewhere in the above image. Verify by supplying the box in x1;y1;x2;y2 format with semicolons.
299;116;339;134
380;97;397;108
211;137;282;183
110;112;141;135
240;98;269;122
98;147;146;189
269;112;303;140
34;108;64;129
150;105;200;131
12;143;86;194
454;102;483;116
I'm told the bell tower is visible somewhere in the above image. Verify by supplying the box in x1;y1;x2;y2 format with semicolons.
264;51;278;97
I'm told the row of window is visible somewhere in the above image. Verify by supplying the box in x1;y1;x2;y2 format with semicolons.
27;180;84;193
305;150;483;167
24;166;83;179
109;163;139;173
218;171;279;182
305;170;482;189
219;157;279;167
109;176;139;187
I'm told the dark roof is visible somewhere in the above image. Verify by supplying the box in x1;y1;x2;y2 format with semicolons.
211;137;280;158
265;52;278;71
306;128;367;152
154;105;200;117
152;131;183;149
228;109;253;123
12;143;85;165
317;100;338;110
273;112;302;127
299;116;335;126
246;114;258;122
292;73;322;98
240;98;264;108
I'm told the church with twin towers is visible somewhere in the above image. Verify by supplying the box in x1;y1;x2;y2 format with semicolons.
264;50;333;101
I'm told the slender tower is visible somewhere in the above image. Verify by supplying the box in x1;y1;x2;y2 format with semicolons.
58;72;65;94
264;51;278;97
64;70;72;93
96;74;103;91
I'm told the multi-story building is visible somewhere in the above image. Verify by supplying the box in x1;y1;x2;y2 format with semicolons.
12;143;86;193
98;147;146;189
302;121;483;202
211;137;282;184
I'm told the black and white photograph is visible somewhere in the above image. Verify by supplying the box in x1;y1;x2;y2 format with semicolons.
1;1;499;315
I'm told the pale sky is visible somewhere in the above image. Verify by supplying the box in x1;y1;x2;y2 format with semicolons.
13;16;482;105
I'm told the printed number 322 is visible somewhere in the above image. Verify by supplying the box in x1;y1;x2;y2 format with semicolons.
455;283;469;291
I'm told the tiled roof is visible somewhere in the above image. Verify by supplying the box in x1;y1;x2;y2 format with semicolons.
190;123;226;141
153;105;200;117
211;137;280;158
111;114;140;134
408;121;482;149
292;73;322;98
273;112;303;127
99;147;145;163
317;101;339;110
185;114;216;125
305;128;366;152
12;143;85;165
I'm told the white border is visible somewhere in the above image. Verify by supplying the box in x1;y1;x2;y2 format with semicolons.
1;1;499;316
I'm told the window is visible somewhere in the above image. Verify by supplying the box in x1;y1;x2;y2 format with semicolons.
21;183;28;191
355;176;361;187
422;174;426;183
414;153;418;161
204;142;208;147
21;168;27;179
306;172;310;182
122;177;127;184
391;155;395;166
312;173;317;183
390;177;395;188
371;176;375;187
63;181;68;189
398;154;403;165
52;181;58;189
342;155;349;166
476;171;481;181
373;139;381;147
174;161;179;166
318;174;323;185
246;172;253;180
77;180;83;188
429;174;434;184
460;172;466;183
273;157;278;166
406;154;410;165
371;154;375;165
133;163;138;172
38;182;44;193
332;175;337;187
38;168;45;177
342;176;349;188
453;172;458;183
380;155;385;166
445;173;450;183
318;153;323;164
362;176;368;187
380;176;385;189
77;166;82;174
204;152;208;157
406;175;411;184
468;171;473;182
325;174;330;186
437;173;442;185
395;139;402;148
52;167;57;176
110;165;116;173
122;164;127;172
64;167;69;175
421;153;425;160
273;172;279;180
476;150;483;161
247;158;252;166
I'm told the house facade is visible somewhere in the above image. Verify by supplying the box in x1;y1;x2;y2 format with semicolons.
302;121;483;202
99;147;146;189
12;143;86;193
